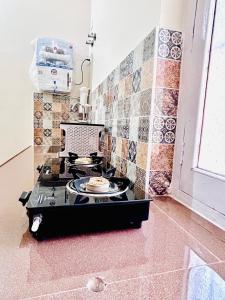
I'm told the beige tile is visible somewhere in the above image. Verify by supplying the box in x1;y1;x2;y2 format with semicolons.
136;142;148;169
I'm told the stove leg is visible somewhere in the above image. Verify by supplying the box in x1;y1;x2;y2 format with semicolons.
130;221;142;229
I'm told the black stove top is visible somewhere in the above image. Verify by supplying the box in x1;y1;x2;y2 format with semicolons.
20;156;151;240
26;157;149;209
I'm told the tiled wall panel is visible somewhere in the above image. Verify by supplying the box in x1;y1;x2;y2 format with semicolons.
33;93;80;146
91;29;156;193
149;28;182;195
91;27;182;196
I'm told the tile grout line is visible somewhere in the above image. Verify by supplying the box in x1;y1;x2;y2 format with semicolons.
20;286;86;300
21;259;225;300
152;202;222;262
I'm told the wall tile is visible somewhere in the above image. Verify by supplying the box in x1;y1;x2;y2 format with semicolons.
112;137;116;152
136;142;148;169
138;117;150;142
133;41;144;72
154;88;178;116
112;85;119;102
43;129;52;137
143;29;155;62
129;117;139;142
34;128;43;137
43;119;52;129
158;28;182;60
123;97;131;119
119;51;134;80
52;120;60;128
121;118;129;139
34;111;43;120
140;59;154;91
149;171;172;195
90;27;182;196
135;166;146;191
43;102;52;111
156;59;180;89
34;137;43;145
34;92;43;102
121;138;129;160
107;70;115;89
127;160;136;183
120;158;127;175
128;140;137;163
34;101;43;112
116;137;122;156
150;144;174;171
118;78;126;100
132;68;141;93
34;119;43;129
139;88;152;116
130;94;140;117
152;116;176;144
52;128;61;138
125;74;133;98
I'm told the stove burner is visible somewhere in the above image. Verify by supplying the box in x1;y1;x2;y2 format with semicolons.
66;152;103;167
66;176;130;198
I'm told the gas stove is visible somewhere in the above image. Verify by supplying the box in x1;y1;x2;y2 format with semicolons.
19;155;151;240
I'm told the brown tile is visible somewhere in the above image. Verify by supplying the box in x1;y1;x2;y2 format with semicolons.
118;78;126;100
61;103;69;113
52;128;61;138
156;58;180;89
135;166;146;191
34;136;43;145
121;138;128;160
52;102;62;112
53;112;61;120
136;142;148;169
124;74;133;98
61;112;70;121
140;59;154;91
121;158;127;175
52;137;61;146
151;144;174;171
155;88;178;116
52;120;60;128
116;137;122;156
34;128;43;137
34;111;43;120
149;170;172;195
34;101;43;112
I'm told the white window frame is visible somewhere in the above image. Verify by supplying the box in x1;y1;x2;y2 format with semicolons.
171;0;225;229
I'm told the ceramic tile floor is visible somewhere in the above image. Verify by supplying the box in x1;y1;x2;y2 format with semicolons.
1;147;225;299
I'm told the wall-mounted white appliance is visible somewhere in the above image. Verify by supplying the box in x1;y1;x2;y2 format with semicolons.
30;37;74;93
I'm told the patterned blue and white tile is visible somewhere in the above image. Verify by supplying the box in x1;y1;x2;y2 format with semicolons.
158;28;182;61
152;116;176;144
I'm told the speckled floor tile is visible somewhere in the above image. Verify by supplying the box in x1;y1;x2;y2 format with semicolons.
1;148;225;300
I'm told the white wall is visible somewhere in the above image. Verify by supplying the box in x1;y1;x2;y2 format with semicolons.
160;0;185;31
90;0;161;89
0;0;91;165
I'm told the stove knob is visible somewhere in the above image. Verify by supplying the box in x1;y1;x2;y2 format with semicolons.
31;214;43;233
